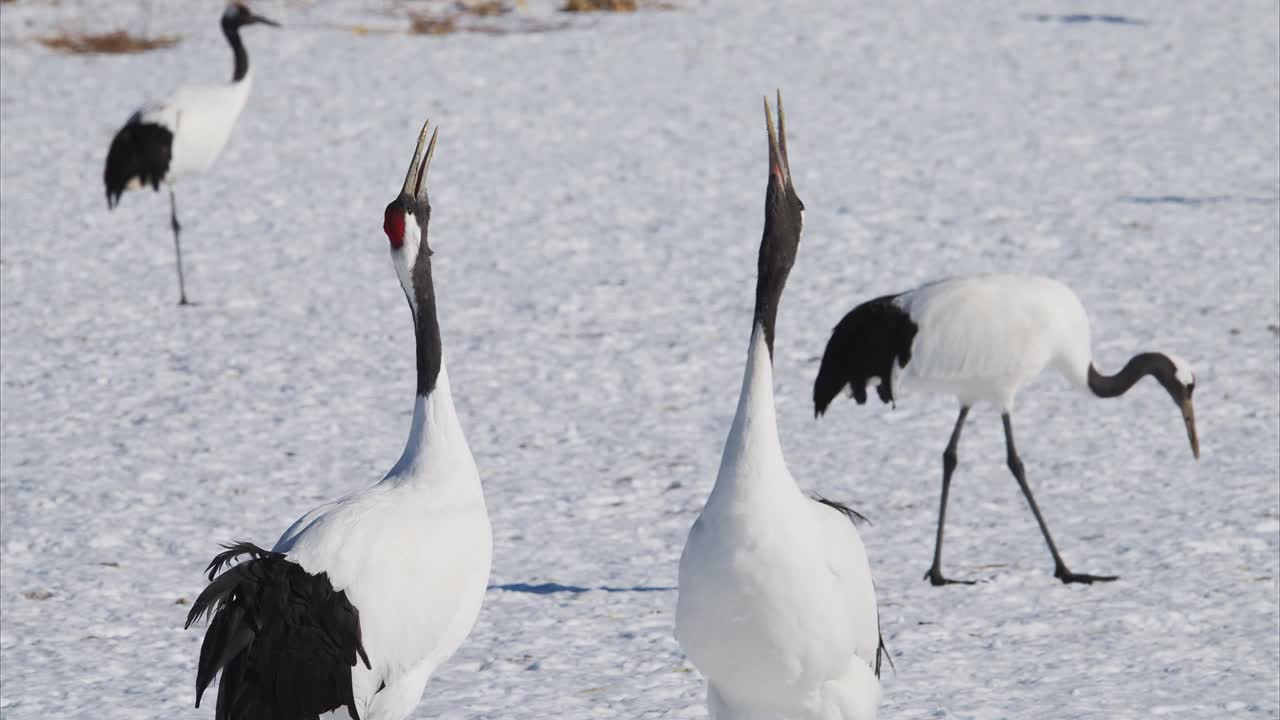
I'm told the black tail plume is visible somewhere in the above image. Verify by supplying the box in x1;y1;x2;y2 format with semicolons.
186;542;372;720
104;117;173;209
813;294;918;416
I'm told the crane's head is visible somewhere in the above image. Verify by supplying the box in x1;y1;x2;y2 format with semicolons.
383;118;439;312
761;90;804;271
1157;353;1198;460
754;91;805;355
223;2;280;30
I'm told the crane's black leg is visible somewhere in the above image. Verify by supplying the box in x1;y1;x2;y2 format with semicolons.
170;187;189;306
1002;413;1116;585
924;406;976;586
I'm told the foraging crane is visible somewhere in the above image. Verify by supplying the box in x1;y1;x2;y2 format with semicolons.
186;118;492;720
103;1;278;305
813;273;1199;586
676;94;883;720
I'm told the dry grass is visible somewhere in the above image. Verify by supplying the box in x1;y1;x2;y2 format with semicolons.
39;30;180;55
460;1;512;16
408;11;459;35
561;0;637;11
407;1;552;36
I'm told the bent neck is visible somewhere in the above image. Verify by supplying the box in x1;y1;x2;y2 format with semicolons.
222;22;250;82
1087;352;1174;398
710;325;791;502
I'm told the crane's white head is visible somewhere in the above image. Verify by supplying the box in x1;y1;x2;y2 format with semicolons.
383;119;438;313
1161;353;1198;459
1144;352;1197;460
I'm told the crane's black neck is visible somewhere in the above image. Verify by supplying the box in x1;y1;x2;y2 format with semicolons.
411;248;443;398
753;186;800;359
1087;352;1180;398
222;21;249;82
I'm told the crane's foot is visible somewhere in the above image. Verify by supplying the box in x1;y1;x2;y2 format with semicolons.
923;567;977;586
1054;565;1118;585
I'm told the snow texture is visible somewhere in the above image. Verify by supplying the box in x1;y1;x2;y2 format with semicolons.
1;1;1278;718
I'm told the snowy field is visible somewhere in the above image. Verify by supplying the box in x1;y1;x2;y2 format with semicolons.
2;0;1278;717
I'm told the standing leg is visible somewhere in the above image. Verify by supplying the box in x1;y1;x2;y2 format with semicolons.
170;187;189;306
924;406;975;586
1002;413;1116;584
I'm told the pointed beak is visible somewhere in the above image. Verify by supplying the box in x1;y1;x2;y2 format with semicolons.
1181;396;1199;460
764;91;790;187
400;118;439;203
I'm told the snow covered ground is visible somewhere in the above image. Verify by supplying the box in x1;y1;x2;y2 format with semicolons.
1;0;1277;717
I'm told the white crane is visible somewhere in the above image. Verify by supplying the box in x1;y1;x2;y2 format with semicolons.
813;273;1199;586
676;94;884;720
103;1;278;305
185;119;492;720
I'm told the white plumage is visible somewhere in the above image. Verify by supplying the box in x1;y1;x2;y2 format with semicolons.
892;274;1095;408
187;119;490;720
131;79;254;181
103;2;276;305
814;272;1199;585
677;94;882;720
277;367;492;719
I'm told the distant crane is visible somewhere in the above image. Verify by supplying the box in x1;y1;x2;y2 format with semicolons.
677;94;884;720
103;2;278;305
813;273;1199;586
186;118;492;719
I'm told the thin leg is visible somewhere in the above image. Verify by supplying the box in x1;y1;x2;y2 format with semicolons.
170;187;189;306
1002;413;1116;585
924;406;976;586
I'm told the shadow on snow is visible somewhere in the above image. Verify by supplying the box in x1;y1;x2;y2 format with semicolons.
491;582;675;595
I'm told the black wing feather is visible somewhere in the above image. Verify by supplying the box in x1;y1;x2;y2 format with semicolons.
811;495;870;526
103;116;173;208
876;625;893;678
813;293;919;415
809;496;890;678
186;541;371;720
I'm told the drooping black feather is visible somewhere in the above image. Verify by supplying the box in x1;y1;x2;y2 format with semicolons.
875;613;893;679
103;116;173;208
811;496;890;679
185;542;371;720
813;294;918;415
811;495;870;526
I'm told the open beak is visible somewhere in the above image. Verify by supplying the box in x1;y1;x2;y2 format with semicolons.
248;11;281;28
1181;397;1199;460
400;118;439;203
764;90;791;187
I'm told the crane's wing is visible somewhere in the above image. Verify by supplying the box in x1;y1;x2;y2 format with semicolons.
185;542;371;720
814;293;918;414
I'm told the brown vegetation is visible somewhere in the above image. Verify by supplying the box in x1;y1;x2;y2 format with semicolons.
39;30;180;55
561;0;637;11
408;12;459;35
407;1;553;36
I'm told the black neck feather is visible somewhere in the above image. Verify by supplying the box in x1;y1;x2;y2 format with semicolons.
222;22;249;82
753;261;788;358
753;186;800;358
1087;352;1177;398
412;250;443;398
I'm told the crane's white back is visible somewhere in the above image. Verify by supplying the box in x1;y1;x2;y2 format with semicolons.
895;273;1093;407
